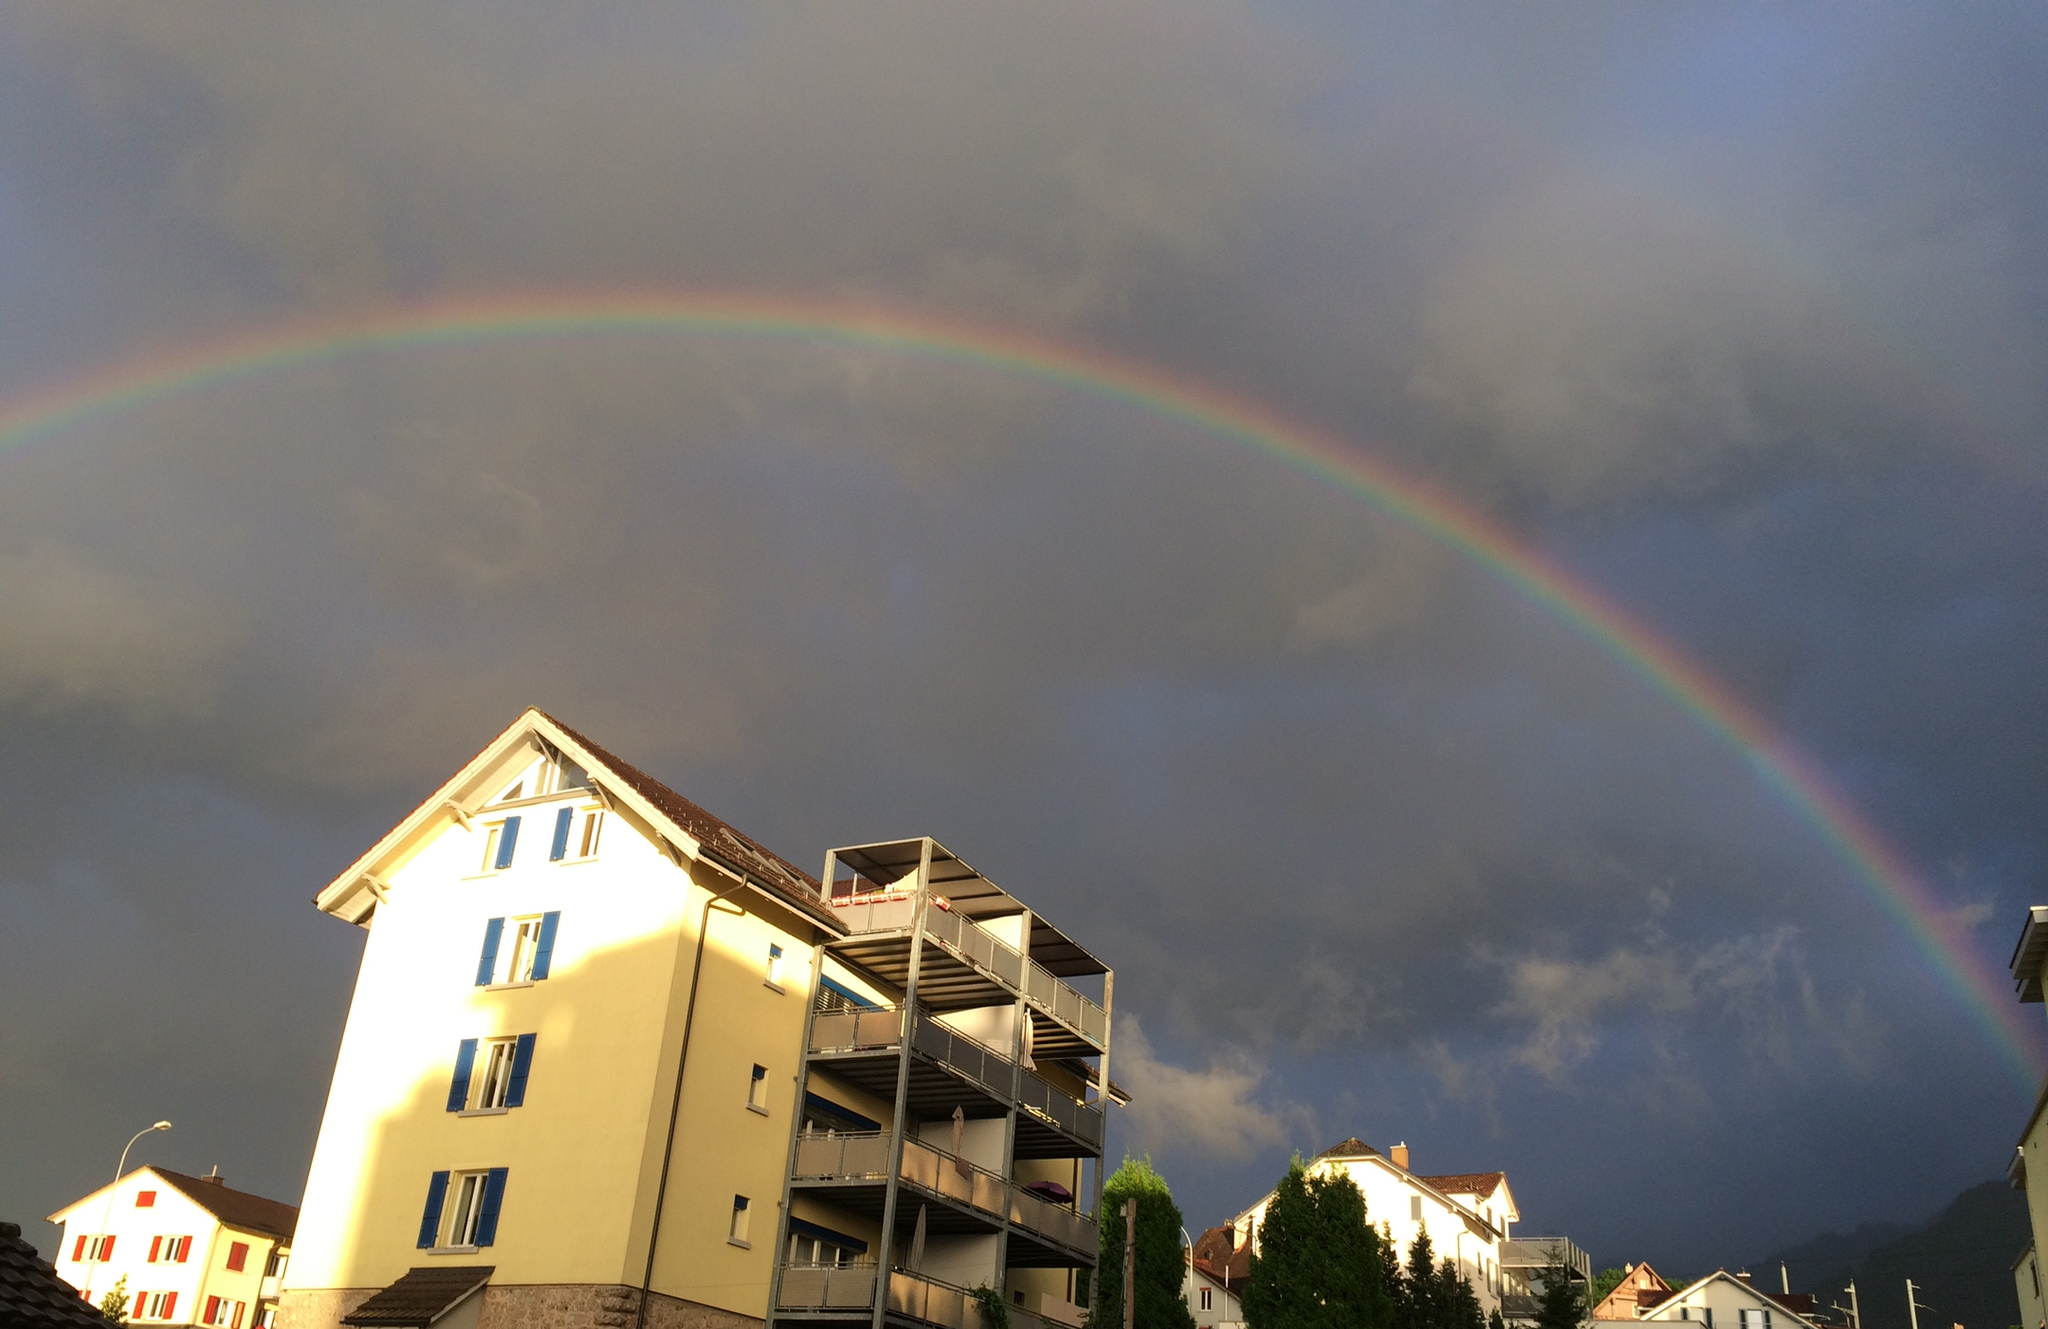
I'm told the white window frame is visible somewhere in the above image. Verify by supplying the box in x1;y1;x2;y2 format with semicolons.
500;916;544;985
444;1171;492;1250
1200;1287;1213;1311
206;1296;244;1327
748;1064;770;1114
729;1195;752;1248
474;1037;520;1110
766;944;785;990
575;808;605;859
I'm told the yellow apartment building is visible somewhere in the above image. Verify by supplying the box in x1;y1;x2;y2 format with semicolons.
277;709;1115;1329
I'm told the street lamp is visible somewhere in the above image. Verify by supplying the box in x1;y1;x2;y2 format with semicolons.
82;1122;171;1305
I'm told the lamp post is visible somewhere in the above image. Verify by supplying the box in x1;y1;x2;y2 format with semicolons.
82;1121;171;1305
1182;1226;1195;1320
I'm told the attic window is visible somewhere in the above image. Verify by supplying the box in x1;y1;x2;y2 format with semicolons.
135;1191;156;1208
498;782;525;803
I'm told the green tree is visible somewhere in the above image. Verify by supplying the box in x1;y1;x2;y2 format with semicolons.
1389;1232;1486;1329
1090;1158;1197;1329
1243;1159;1392;1329
98;1274;130;1322
1532;1247;1585;1329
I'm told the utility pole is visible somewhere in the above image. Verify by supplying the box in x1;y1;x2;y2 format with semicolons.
1830;1281;1861;1329
1125;1197;1139;1329
1908;1280;1932;1329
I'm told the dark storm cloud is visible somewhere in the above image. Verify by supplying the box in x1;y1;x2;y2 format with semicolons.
2;0;2046;1274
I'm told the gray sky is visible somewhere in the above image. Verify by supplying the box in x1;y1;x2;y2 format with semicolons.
3;2;2046;1282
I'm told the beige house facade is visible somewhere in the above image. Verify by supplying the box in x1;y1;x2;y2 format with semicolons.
276;709;1113;1329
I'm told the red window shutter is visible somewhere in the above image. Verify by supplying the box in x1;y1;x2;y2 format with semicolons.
206;1297;220;1323
233;1302;245;1329
149;1236;162;1263
101;1236;115;1260
177;1237;191;1263
163;1294;177;1319
72;1235;86;1261
227;1242;248;1272
136;1191;156;1208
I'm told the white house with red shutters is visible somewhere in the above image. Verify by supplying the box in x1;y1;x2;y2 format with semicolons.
46;1166;297;1328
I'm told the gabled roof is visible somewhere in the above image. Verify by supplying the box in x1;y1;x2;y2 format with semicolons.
342;1266;495;1326
315;708;835;932
0;1221;112;1329
149;1169;298;1241
1419;1172;1505;1199
1318;1138;1379;1159
46;1167;297;1242
1642;1271;1822;1329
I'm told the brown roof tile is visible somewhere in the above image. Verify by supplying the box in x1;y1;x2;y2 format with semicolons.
0;1221;119;1329
1316;1138;1380;1159
542;712;836;929
150;1170;298;1242
1417;1171;1506;1200
342;1267;495;1327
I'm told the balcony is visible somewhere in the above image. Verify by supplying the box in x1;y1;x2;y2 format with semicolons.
789;1133;1096;1261
806;1009;1105;1156
778;1265;1076;1329
829;897;1107;1055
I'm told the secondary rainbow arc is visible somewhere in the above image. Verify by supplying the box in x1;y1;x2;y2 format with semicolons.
2;290;2036;1086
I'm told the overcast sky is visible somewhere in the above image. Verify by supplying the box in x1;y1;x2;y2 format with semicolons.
3;2;2047;1283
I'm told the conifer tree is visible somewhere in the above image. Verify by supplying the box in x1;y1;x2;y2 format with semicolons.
1090;1158;1197;1329
1532;1247;1585;1329
1242;1159;1392;1329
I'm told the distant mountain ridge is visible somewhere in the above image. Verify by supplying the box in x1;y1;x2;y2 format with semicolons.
1758;1181;2028;1329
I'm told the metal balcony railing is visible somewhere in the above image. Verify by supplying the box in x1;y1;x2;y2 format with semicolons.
829;897;1107;1052
778;1262;881;1311
885;1270;993;1329
805;1011;1107;1152
788;1133;1096;1256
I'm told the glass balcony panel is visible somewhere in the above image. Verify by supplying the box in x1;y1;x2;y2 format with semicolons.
812;1007;905;1053
835;895;919;933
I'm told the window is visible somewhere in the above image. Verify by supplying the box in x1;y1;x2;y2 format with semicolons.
1740;1313;1770;1329
266;1250;287;1279
204;1296;246;1328
135;1191;156;1208
475;913;559;986
141;1292;178;1320
418;1168;509;1251
729;1195;752;1247
786;1219;867;1268
169;1235;192;1262
1200;1288;1213;1311
748;1064;769;1113
226;1241;250;1273
256;1310;277;1329
74;1234;115;1262
766;944;785;989
549;807;604;861
480;816;521;872
445;1034;536;1112
1409;1196;1422;1222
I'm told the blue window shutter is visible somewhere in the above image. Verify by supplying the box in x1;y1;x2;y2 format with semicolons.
446;1040;478;1112
505;1034;536;1107
494;817;521;870
548;808;574;861
474;1169;509;1247
416;1172;449;1249
530;911;560;980
475;918;504;987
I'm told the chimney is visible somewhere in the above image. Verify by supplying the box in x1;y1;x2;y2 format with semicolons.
203;1167;225;1186
1736;1271;1752;1286
1390;1143;1410;1171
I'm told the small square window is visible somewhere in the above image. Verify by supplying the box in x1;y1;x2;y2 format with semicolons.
1409;1196;1421;1222
748;1064;769;1112
766;944;785;988
729;1195;752;1246
135;1191;156;1208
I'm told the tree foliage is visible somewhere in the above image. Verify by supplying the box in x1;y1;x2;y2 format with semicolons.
1388;1231;1486;1329
1588;1270;1627;1309
1531;1247;1586;1329
1243;1159;1393;1329
1091;1157;1197;1329
98;1275;130;1322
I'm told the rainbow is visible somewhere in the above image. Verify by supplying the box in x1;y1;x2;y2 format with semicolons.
4;290;2039;1086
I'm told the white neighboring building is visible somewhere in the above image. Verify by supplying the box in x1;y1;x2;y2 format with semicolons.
47;1166;297;1328
1217;1139;1519;1313
1623;1271;1824;1329
1184;1253;1243;1329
